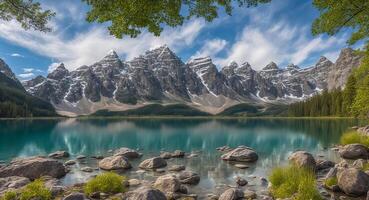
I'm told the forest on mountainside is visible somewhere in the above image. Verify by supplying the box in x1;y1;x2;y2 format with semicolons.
288;50;369;118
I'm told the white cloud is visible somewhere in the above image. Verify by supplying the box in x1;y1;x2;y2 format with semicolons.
10;53;24;57
0;18;205;70
18;73;35;79
191;39;228;62
47;62;61;73
324;50;341;62
23;68;34;73
212;20;345;70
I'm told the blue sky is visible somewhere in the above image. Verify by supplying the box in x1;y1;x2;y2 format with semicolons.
0;0;359;80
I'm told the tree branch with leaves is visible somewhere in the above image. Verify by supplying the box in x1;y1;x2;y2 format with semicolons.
0;0;55;32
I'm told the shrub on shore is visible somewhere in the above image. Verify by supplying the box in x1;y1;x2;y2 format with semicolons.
324;177;337;187
19;179;51;200
269;165;322;200
340;130;369;147
1;191;17;200
84;172;126;196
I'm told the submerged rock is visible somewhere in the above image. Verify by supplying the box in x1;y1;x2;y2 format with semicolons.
123;186;166;200
114;147;141;159
63;192;87;200
339;144;369;160
243;190;257;199
81;167;94;172
159;152;173;159
0;176;30;192
98;155;131;170
172;150;185;158
221;147;258;162
217;146;232;152
76;155;86;160
218;188;244;200
139;157;167;169
234;164;249;169
168;165;186;172
316;159;335;171
48;151;70;159
128;179;141;187
0;156;67;180
178;171;200;185
65;160;76;166
235;177;248;186
337;168;369;196
288;151;316;169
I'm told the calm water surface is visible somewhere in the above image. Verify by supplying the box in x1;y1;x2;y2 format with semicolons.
0;118;366;198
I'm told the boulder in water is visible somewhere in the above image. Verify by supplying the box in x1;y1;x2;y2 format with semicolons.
98;155;131;170
139;157;167;169
221;147;258;162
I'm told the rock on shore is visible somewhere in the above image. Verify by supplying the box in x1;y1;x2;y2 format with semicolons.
337;168;369;196
114;147;141;159
98;155;132;170
123;186;167;200
139;157;167;169
339;144;369;160
0;156;67;180
288;151;316;169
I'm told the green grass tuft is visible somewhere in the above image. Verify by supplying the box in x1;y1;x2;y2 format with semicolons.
1;191;17;200
361;162;369;171
340;130;369;147
84;172;126;196
324;177;337;187
19;179;51;200
269;165;322;200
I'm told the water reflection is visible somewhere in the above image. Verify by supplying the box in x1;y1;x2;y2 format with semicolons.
0;118;364;197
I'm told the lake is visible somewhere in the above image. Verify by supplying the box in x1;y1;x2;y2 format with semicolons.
0;118;365;198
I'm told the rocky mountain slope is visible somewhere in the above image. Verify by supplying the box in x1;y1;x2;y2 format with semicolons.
22;46;362;116
0;59;56;117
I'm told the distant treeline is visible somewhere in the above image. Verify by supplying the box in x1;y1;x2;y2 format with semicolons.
288;51;369;117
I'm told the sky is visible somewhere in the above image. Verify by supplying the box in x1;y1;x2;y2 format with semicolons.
0;0;360;80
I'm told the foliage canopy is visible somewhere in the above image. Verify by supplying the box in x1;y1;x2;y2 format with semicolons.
0;0;55;32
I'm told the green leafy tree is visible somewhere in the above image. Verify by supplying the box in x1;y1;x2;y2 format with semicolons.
0;0;55;32
0;0;270;37
84;0;271;38
312;0;369;46
312;0;369;117
351;75;369;117
342;74;356;113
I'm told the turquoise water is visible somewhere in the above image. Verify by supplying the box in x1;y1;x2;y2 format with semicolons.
0;118;365;197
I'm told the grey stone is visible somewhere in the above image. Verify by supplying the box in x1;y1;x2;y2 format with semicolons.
139;157;167;169
0;156;67;180
288;151;316;169
63;192;87;200
123;186;166;200
218;188;244;200
339;144;369;160
178;171;200;185
337;168;369;196
114;147;141;159
98;155;131;170
221;147;258;162
48;151;69;159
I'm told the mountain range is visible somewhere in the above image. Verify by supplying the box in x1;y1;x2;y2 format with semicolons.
0;46;362;117
0;59;56;117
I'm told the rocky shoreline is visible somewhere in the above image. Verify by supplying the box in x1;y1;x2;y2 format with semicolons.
1;127;369;200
